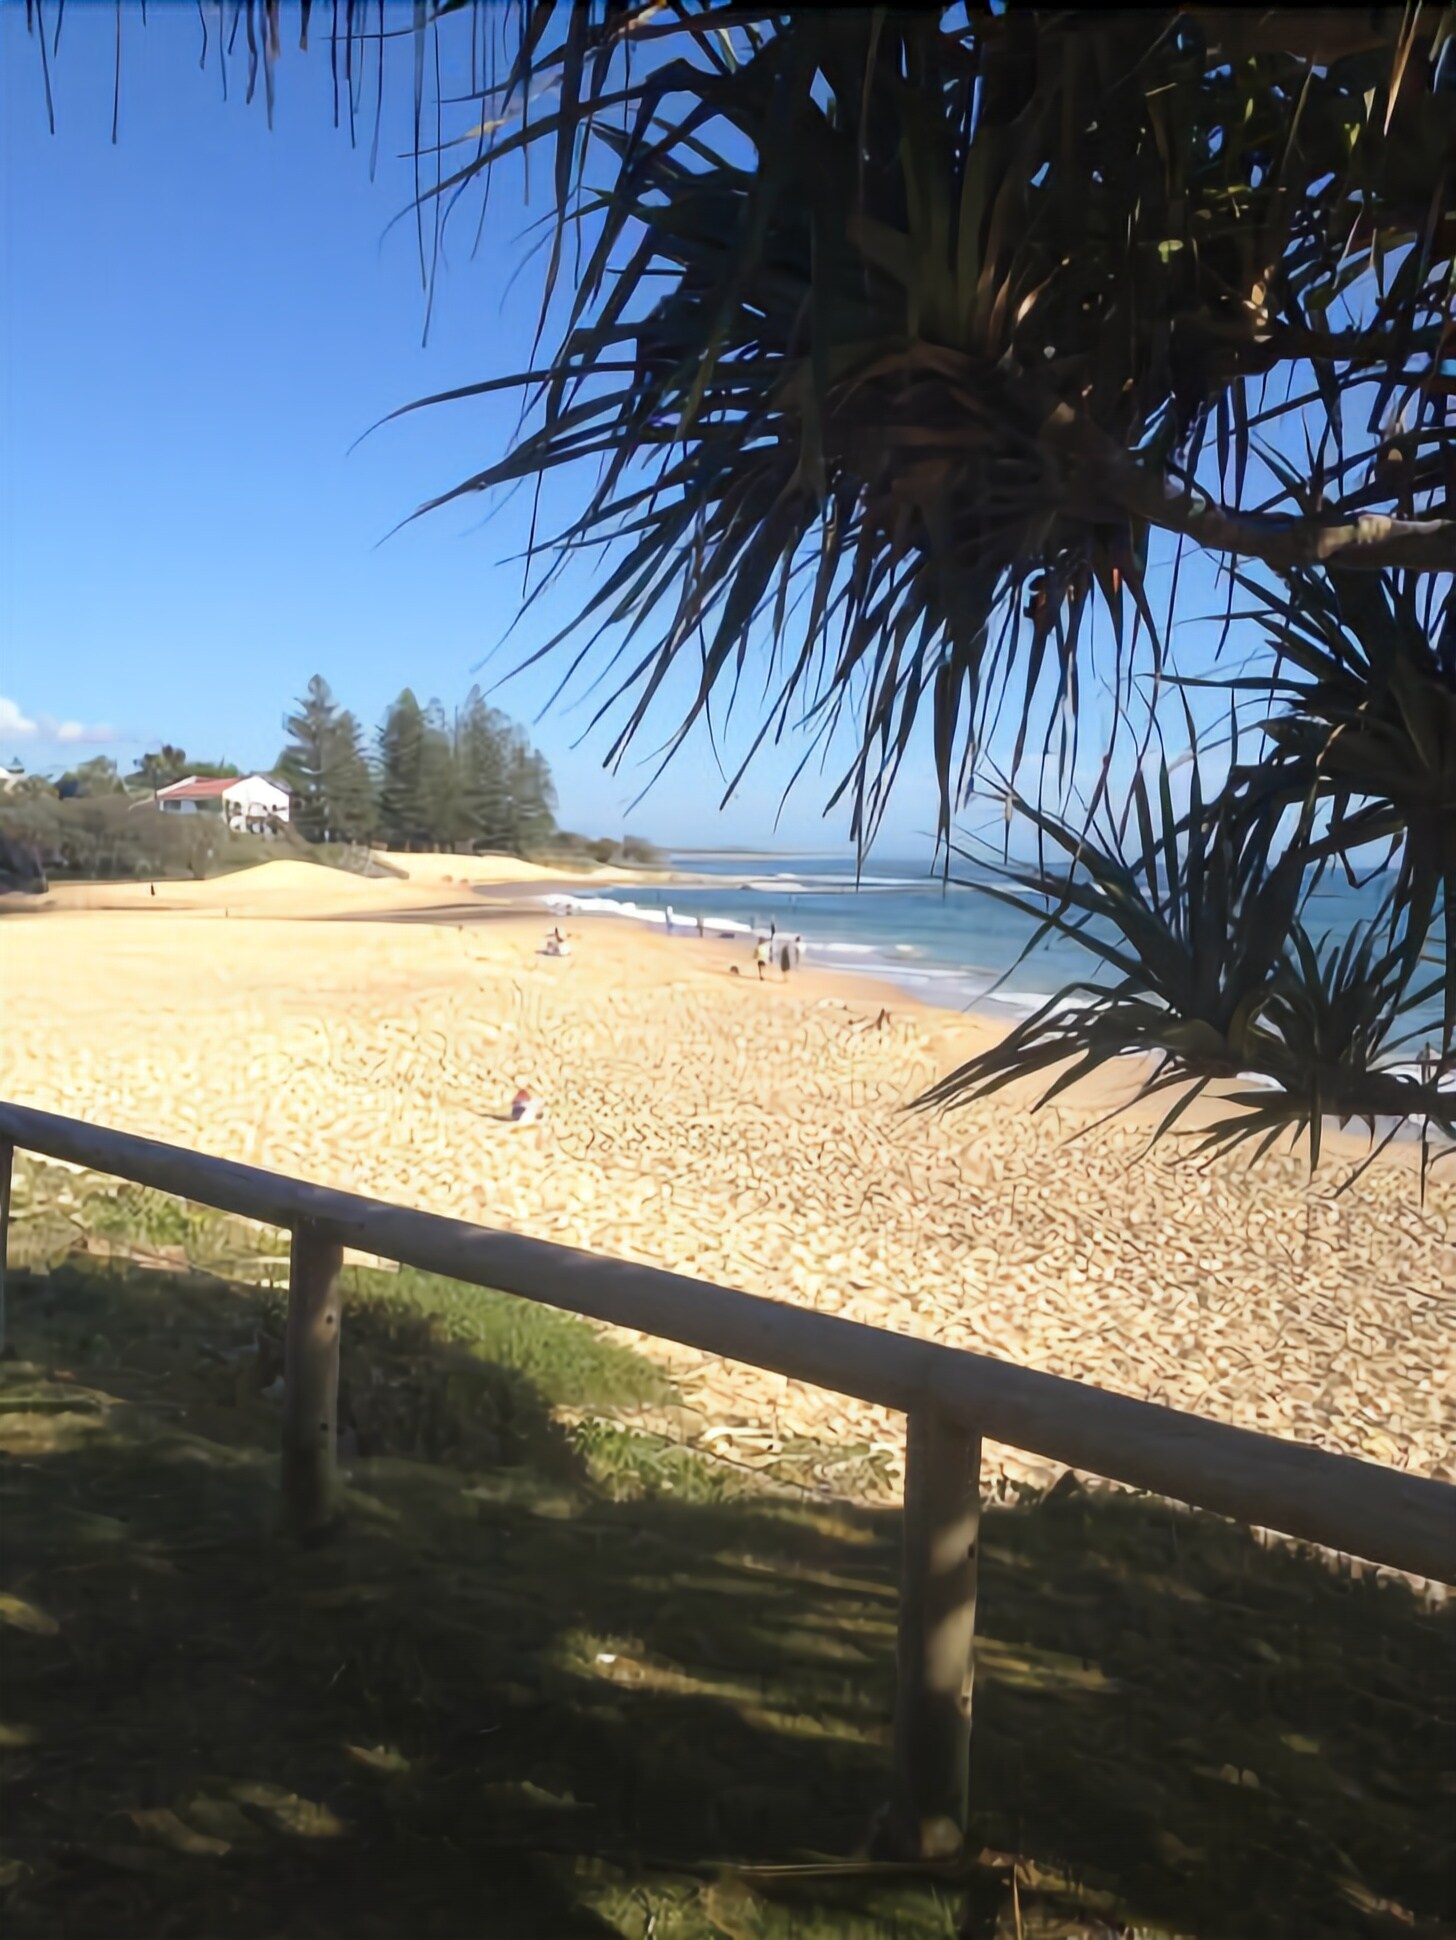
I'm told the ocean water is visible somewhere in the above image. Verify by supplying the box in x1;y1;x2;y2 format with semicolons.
537;853;1449;1070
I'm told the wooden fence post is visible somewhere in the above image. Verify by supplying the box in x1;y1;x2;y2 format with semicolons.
891;1402;982;1859
281;1219;344;1538
0;1140;12;1359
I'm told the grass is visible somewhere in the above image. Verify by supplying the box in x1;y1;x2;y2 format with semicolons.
0;1161;1451;1938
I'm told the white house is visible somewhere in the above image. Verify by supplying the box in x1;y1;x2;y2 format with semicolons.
155;774;291;835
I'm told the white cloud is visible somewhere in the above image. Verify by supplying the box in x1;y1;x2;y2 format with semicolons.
0;697;119;748
0;696;38;740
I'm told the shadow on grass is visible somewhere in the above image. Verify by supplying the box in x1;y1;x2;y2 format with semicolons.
0;1249;1450;1940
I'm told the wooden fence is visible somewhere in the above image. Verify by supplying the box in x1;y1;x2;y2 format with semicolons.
1;1099;1452;1859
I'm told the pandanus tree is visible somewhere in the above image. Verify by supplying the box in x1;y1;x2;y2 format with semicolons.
35;1;1456;1163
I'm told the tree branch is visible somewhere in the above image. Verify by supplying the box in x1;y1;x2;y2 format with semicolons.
1193;6;1446;63
1124;488;1455;572
1050;410;1456;572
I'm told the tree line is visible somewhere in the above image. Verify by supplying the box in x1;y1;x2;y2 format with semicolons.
276;677;559;854
29;679;653;864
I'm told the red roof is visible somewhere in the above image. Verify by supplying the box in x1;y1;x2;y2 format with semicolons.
156;776;235;801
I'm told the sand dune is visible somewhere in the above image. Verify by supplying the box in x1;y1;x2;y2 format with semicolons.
31;862;435;920
26;855;609;920
2;897;1450;1503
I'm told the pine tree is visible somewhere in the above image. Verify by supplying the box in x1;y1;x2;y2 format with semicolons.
457;687;508;850
504;735;556;854
419;699;465;850
376;689;428;848
277;676;338;842
321;710;376;844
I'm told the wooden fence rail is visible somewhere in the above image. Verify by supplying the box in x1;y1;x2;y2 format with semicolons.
1;1099;1452;1857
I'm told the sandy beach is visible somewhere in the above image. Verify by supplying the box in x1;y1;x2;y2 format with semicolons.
2;858;1451;1498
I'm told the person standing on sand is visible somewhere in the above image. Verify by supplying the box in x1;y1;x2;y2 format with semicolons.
779;942;792;977
754;937;770;981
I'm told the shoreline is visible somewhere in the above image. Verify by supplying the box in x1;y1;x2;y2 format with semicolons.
2;858;1450;1502
9;859;1444;1169
423;880;1449;1170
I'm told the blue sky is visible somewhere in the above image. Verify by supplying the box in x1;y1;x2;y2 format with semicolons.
2;3;1246;857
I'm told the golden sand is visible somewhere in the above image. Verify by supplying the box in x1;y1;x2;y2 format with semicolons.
2;860;1451;1495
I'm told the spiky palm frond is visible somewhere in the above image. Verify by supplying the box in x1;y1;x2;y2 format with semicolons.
1192;569;1456;1051
378;5;1455;852
922;762;1453;1165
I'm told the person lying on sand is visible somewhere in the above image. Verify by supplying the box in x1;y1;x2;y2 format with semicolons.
510;1085;542;1124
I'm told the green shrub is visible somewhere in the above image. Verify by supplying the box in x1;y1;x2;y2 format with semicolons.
0;794;319;883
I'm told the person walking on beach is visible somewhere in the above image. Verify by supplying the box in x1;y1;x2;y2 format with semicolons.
754;937;770;981
696;913;705;938
779;941;792;978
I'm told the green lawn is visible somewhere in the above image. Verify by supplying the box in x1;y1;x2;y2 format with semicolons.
0;1162;1450;1938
